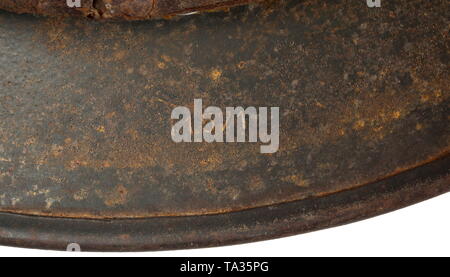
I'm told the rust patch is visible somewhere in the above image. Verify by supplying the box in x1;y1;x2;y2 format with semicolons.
0;0;263;20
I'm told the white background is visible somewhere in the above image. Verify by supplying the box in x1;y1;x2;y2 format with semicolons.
0;192;448;257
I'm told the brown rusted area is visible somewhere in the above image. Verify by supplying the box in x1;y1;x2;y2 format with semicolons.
0;0;449;250
0;0;262;20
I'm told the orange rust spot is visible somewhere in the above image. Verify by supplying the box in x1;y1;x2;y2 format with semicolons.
96;125;106;133
392;111;401;119
101;184;129;207
282;175;310;188
210;69;222;81
353;120;365;130
113;50;127;60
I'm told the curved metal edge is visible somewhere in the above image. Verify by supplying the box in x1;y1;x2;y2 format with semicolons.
0;156;448;252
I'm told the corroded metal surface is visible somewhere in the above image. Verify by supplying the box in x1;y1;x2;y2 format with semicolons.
0;0;261;20
0;0;449;251
0;156;448;251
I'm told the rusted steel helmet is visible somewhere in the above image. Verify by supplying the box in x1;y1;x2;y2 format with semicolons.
0;0;448;251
